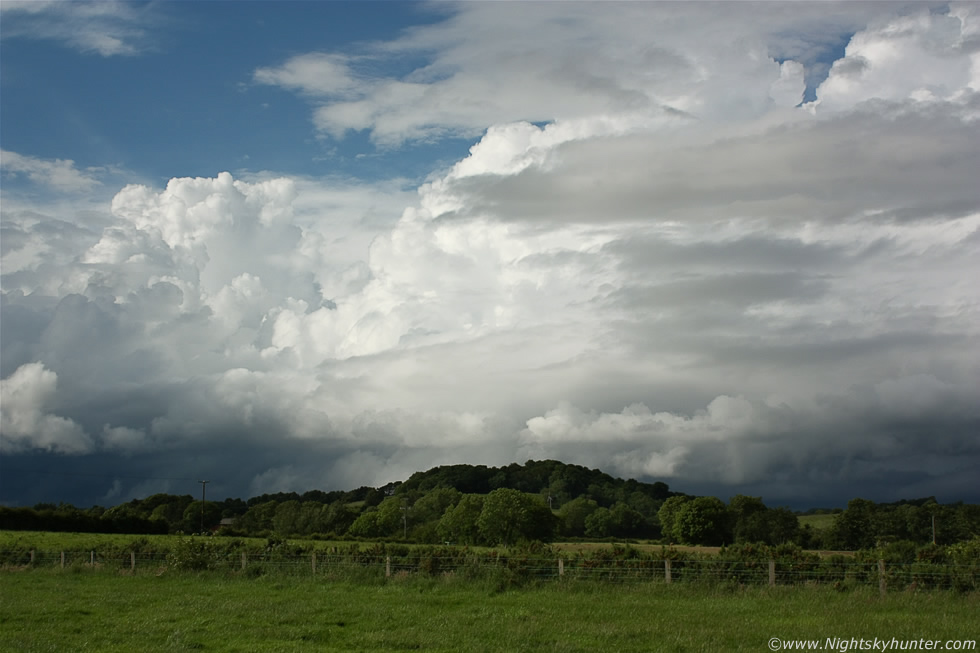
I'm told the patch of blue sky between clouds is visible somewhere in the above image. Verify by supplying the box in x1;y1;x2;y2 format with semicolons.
771;32;852;104
1;0;449;185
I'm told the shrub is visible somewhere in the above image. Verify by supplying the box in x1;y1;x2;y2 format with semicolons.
166;533;222;572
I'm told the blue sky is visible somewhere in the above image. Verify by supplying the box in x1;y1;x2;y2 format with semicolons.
1;1;468;184
2;1;979;509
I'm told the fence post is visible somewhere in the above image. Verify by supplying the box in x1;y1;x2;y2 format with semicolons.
311;552;317;575
61;551;65;569
91;551;95;566
385;555;391;578
768;560;776;587
558;558;564;577
878;559;886;596
131;551;136;572
30;550;35;565
665;559;672;584
241;551;247;571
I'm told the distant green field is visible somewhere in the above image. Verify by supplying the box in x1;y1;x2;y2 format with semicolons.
0;530;347;554
798;514;838;530
0;529;180;552
0;531;740;560
1;568;976;652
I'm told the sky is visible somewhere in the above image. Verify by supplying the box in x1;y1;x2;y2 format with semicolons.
1;1;979;510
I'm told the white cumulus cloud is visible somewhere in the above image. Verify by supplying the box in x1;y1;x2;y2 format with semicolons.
0;0;154;56
1;150;103;193
0;363;92;454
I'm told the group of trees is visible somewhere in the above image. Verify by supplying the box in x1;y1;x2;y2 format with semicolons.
652;496;980;549
2;461;978;551
235;461;676;545
0;503;169;535
657;495;801;546
812;498;980;550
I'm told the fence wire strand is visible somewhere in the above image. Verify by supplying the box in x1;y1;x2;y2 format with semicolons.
3;550;977;590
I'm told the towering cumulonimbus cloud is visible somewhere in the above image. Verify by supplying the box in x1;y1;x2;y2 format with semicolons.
2;2;979;506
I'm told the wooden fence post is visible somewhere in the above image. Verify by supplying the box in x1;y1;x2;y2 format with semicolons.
665;559;672;584
385;556;391;578
241;551;247;570
311;552;317;575
131;551;136;572
768;560;776;587
878;559;886;596
558;558;564;577
30;550;35;565
91;551;95;566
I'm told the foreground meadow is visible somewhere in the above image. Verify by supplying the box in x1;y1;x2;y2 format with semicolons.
1;568;976;653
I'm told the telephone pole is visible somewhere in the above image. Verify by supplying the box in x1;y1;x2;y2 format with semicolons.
401;502;410;539
199;480;209;533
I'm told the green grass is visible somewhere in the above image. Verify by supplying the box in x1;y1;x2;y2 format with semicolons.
1;568;976;652
0;530;716;558
0;530;354;555
0;529;178;552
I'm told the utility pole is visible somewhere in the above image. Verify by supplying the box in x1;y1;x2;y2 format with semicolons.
199;480;209;533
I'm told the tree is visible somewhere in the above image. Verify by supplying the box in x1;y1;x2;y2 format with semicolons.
765;507;802;545
407;490;461;544
272;500;302;535
477;488;556;546
674;497;730;545
347;511;382;538
346;497;406;538
362;487;385;508
584;507;614;538
558;497;598;536
609;502;647;538
657;496;691;543
730;495;767;543
297;501;329;534
437;494;485;544
237;500;277;534
322;500;357;535
375;497;409;537
180;501;222;533
626;492;662;521
411;488;462;524
828;498;877;550
149;499;191;531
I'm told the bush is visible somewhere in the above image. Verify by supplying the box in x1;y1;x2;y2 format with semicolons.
166;533;222;572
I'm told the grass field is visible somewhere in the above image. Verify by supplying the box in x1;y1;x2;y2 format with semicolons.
1;567;977;652
0;530;184;553
0;530;268;554
0;530;853;562
0;530;700;558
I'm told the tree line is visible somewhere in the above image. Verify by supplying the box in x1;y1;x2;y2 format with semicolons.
1;460;977;550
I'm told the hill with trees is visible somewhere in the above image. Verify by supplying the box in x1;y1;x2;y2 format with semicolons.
1;460;978;551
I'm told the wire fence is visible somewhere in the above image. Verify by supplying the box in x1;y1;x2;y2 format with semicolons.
3;549;977;592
